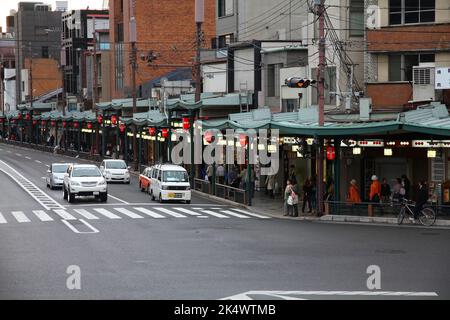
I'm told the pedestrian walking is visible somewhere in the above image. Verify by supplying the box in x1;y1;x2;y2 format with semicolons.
370;175;381;203
401;174;411;199
381;178;391;203
412;181;429;223
216;164;225;184
392;178;406;203
265;172;276;199
284;179;298;216
206;164;213;182
347;179;361;204
302;178;313;213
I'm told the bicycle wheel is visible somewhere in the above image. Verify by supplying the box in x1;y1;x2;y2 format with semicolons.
397;207;405;225
419;207;436;226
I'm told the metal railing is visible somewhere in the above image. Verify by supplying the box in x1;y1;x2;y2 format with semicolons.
193;178;248;205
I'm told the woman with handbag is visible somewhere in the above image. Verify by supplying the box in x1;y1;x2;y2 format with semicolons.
284;180;294;216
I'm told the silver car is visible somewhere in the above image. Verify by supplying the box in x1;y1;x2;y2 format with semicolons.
46;163;72;190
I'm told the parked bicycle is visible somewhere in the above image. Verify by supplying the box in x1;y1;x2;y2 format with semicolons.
397;198;436;226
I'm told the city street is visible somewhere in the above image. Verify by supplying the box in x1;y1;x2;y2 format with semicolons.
0;143;449;300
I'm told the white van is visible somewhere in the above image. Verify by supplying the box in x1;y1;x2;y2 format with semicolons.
150;164;191;204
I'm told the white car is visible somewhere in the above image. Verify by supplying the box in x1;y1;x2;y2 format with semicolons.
63;164;108;203
100;160;131;184
150;164;191;204
46;163;72;189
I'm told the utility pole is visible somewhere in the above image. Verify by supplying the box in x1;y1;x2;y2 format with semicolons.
130;0;138;170
316;0;326;215
92;17;99;155
194;0;204;103
0;55;4;116
29;43;34;144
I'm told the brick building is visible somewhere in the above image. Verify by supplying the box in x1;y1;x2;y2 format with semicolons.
108;0;216;99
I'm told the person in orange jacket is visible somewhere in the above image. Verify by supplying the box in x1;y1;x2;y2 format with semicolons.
369;175;382;203
347;179;361;203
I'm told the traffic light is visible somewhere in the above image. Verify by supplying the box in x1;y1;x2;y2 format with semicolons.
285;77;317;88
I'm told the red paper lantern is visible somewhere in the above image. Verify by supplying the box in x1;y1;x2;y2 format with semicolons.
41;120;46;126
182;117;190;130
51;121;56;127
62;121;67;128
239;134;247;147
326;146;336;161
111;115;117;125
87;122;92;129
17;113;22;120
161;128;169;138
148;127;156;136
73;122;79;129
25;113;31;121
32;120;37;125
119;123;126;133
97;115;103;124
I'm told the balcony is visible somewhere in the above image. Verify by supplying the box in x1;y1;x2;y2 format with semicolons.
367;23;450;53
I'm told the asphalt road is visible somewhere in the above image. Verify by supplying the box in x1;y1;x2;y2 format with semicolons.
0;142;449;300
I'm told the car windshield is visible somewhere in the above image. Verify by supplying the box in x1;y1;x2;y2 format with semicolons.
163;171;189;182
72;167;102;177
106;161;127;169
52;164;70;173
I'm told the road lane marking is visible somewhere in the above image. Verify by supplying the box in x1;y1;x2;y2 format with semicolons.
15;153;22;157
0;212;7;224
25;156;32;160
229;208;271;219
134;207;165;218
6;150;11;153
108;194;130;204
153;207;187;218
11;211;31;223
199;210;229;218
62;219;99;234
32;210;54;222
114;208;144;219
35;160;42;164
93;208;122;219
221;210;251;219
73;209;99;220
53;209;77;220
173;207;202;216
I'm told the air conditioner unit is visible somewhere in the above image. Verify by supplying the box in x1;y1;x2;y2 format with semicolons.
413;63;435;102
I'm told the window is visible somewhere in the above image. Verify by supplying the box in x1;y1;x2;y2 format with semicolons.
218;34;234;48
218;0;233;18
267;64;281;97
311;66;336;105
349;0;364;37
388;53;435;81
282;99;298;112
42;46;49;58
116;23;124;42
389;0;435;25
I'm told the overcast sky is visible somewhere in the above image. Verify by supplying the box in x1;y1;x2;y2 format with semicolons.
0;0;105;31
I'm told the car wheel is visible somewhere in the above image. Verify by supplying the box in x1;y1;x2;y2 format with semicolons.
68;190;75;203
100;192;108;202
49;182;54;190
186;200;191;204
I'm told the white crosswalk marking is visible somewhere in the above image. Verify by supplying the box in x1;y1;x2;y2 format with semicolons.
93;208;122;219
53;209;77;221
200;210;229;218
114;208;144;219
73;209;99;220
134;207;166;218
0;212;7;224
11;211;31;223
221;210;251;219
229;208;270;219
32;210;54;222
153;207;187;218
173;207;202;216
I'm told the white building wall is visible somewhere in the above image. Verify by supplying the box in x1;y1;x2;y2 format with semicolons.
233;48;255;92
3;69;16;111
20;69;29;104
202;63;227;93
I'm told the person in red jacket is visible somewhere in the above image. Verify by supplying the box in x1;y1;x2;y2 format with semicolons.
369;175;381;203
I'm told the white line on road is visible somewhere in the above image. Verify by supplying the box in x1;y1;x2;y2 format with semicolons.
199;210;229;218
53;209;77;221
229;208;271;219
35;160;42;164
6;150;11;153
108;194;130;204
0;212;7;224
25;156;32;160
73;209;99;220
134;207;165;219
153;207;187;218
173;207;202;216
61;219;99;234
15;153;22;157
11;211;31;223
93;208;122;219
221;210;251;219
32;210;54;222
114;208;144;219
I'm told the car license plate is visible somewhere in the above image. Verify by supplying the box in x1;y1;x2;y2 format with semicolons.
168;193;175;198
93;192;100;196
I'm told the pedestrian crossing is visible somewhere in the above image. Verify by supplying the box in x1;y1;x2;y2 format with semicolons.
0;206;270;225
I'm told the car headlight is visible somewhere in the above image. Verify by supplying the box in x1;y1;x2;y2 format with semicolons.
70;181;81;186
97;180;106;186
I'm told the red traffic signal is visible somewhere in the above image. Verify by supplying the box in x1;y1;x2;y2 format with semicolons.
285;77;316;88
